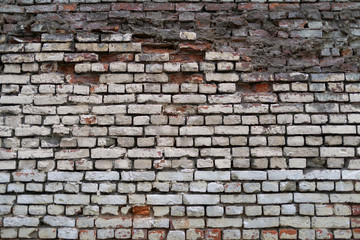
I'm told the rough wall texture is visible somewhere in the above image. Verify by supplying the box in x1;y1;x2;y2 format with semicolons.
0;0;360;239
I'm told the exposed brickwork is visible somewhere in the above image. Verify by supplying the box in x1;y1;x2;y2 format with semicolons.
1;0;360;239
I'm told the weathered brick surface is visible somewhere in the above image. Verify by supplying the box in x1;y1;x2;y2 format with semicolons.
0;1;360;238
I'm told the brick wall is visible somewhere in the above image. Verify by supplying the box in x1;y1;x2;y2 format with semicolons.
0;0;360;239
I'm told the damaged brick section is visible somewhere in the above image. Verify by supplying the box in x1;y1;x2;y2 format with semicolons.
1;1;360;239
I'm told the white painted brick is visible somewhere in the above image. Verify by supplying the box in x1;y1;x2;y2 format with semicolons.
0;173;11;183
91;195;126;205
312;217;350;228
284;147;319;157
215;126;249;135
268;170;304;180
17;195;53;204
3;217;39;227
54;194;90;205
128;104;162;114
280;216;311;228
198;104;233;114
171;219;205;229
43;216;75;227
91;148;126;158
48;172;84;182
121;171;155;181
183;194;219;205
99;74;133;83
57;228;78;239
164;148;198;158
294;193;329;203
85;171;119;181
304;170;340;180
180;126;214;136
133;218;169;228
31;73;64;84
0;195;16;204
55;149;89;159
243;217;279;229
251;147;283;157
157;172;193;181
342;170;360;180
13;170;46;182
127;149;163;158
194;171;230;181
322;125;357;134
205;52;240;61
257;193;293;204
287;126;321;135
15;126;51;136
18;149;54;159
231;171;267;180
206;73;239;82
207;217;242;228
147;195;182;205
320;147;355;157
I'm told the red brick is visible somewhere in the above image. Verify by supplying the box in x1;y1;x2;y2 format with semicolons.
253;83;271;93
302;3;331;11
178;43;211;52
79;230;96;239
25;4;57;13
170;54;203;63
236;62;253;72
164;105;197;115
279;229;297;239
170;73;203;84
320;57;344;67
144;3;174;11
332;2;360;11
196;19;211;28
353;229;360;238
288;56;320;67
58;64;75;74
64;53;99;62
205;229;221;240
269;3;300;11
0;4;25;13
80;4;110;12
242;73;274;82
249;29;271;37
278;20;307;29
142;47;175;54
275;73;309;81
316;229;333;239
340;63;358;72
176;3;204;12
40;63;58;73
278;31;289;38
238;3;267;11
205;4;236;11
148;230;166;240
112;3;143;11
341;47;353;57
58;4;77;12
67;75;99;85
109;11;131;19
262;230;278;239
352;205;360;215
99;53;133;62
133;206;150;216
